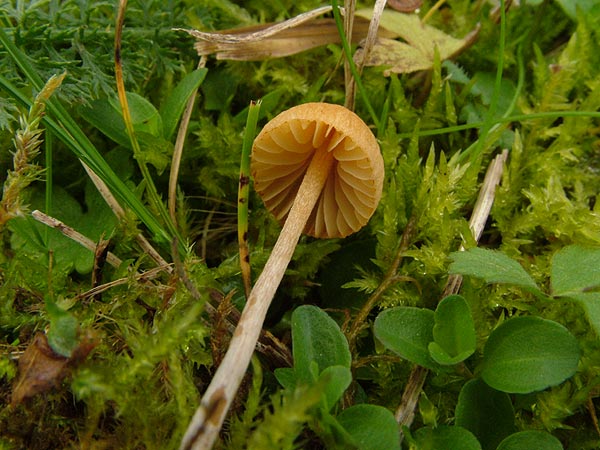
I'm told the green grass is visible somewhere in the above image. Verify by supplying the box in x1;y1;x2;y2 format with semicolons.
1;0;600;449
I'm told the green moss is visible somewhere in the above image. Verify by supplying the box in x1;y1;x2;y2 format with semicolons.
1;0;600;448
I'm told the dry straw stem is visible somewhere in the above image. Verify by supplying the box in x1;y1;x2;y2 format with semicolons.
169;56;207;228
180;103;384;450
80;162;171;272
346;0;388;110
343;0;357;107
31;210;124;268
395;150;509;436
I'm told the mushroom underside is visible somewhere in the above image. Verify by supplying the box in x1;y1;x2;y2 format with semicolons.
252;118;381;238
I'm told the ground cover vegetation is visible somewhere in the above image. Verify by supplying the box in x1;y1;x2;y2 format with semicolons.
0;0;599;449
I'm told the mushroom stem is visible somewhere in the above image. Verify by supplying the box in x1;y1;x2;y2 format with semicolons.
180;148;335;450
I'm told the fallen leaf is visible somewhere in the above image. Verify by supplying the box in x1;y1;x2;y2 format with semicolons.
11;331;96;406
355;9;480;75
11;333;69;406
179;6;478;74
177;6;395;61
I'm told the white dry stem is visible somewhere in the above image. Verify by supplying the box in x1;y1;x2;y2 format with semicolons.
343;0;356;108
80;162;171;271
395;149;509;432
180;146;335;450
31;210;124;268
356;0;388;73
467;149;508;242
74;265;171;301
169;57;207;228
346;0;387;110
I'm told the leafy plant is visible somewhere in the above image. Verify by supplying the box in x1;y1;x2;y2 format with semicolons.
0;0;599;449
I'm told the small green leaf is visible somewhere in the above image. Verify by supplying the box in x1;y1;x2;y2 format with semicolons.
81;92;163;145
337;404;400;450
374;307;440;370
413;425;482;450
291;305;351;384
551;244;600;335
319;366;352;411
481;316;580;394
45;298;79;358
79;99;130;147
449;248;539;291
496;430;563;450
428;295;476;365
551;245;600;296
555;0;598;20
159;68;208;140
274;367;297;391
110;92;163;137
455;379;516;450
568;292;600;336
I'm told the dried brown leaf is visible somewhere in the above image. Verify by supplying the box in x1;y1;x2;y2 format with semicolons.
178;6;477;74
11;331;96;406
178;6;396;61
11;333;69;406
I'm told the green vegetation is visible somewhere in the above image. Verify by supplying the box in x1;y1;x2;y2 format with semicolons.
1;0;600;449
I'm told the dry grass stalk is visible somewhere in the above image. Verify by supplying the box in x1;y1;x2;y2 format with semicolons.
31;210;124;268
346;0;388;110
81;162;171;271
169;56;207;229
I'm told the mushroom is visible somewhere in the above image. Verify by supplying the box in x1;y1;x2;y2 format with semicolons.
180;102;384;450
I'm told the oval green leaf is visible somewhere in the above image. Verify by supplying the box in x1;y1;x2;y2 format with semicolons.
455;378;516;450
337;404;400;450
291;305;351;383
319;366;352;411
482;316;580;393
496;430;563;450
413;425;482;450
449;248;539;291
551;245;600;296
429;295;476;365
374;307;439;370
159;68;208;140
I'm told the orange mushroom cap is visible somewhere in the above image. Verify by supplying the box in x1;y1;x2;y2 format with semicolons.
251;102;384;238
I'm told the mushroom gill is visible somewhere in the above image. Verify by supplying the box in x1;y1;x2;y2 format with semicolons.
252;102;384;238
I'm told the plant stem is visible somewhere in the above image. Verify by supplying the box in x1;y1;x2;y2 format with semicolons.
115;0;183;251
169;57;207;227
331;0;380;128
180;149;335;450
347;213;418;354
238;100;262;298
